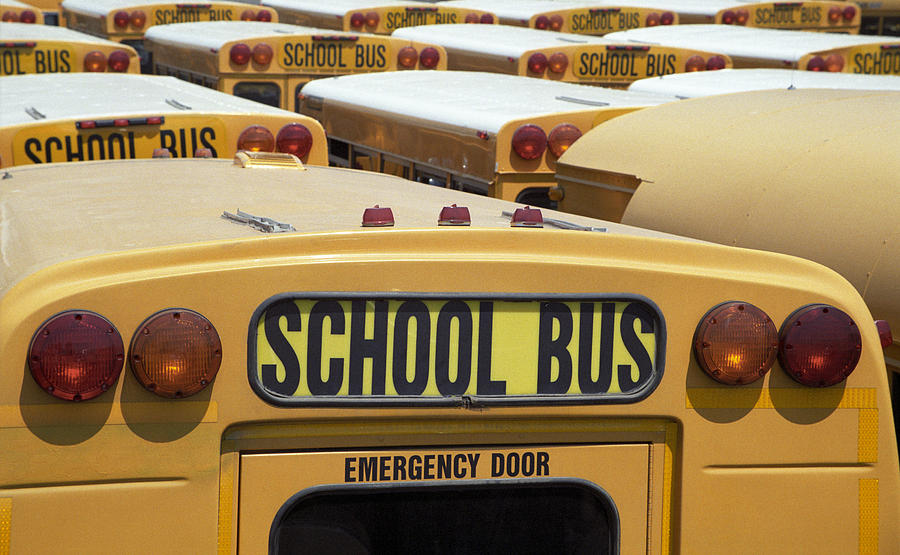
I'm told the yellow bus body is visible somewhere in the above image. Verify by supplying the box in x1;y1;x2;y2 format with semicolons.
393;24;732;88
0;156;897;553
0;0;44;23
261;0;497;34
146;21;447;111
0;73;327;167
0;23;140;75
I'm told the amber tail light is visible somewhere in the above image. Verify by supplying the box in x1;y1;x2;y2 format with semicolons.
237;125;275;152
693;302;778;385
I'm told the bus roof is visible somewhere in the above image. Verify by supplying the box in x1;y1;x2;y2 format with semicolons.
60;0;258;16
440;0;659;17
300;71;675;132
0;74;306;127
0;21;121;44
629;68;900;97
553;0;816;16
393;23;621;57
0;0;39;8
145;21;364;50
0;157;690;295
259;0;431;15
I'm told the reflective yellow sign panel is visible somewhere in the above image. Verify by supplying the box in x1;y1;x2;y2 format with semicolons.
251;296;662;404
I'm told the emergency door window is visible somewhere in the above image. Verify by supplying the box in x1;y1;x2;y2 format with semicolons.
272;480;618;554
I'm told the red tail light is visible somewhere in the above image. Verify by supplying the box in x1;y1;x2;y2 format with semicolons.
778;305;861;387
237;125;275;152
527;52;548;73
842;5;856;20
535;14;550;29
685;55;705;72
83;51;107;72
257;9;272;22
693;302;777;385
735;9;749;24
1;11;18;21
419;47;440;69
721;9;736;24
480;13;494;23
276;123;313;158
807;55;826;71
240;9;256;21
828;6;842;22
465;12;479;23
365;11;379;27
825;53;844;72
252;43;273;65
706;56;727;70
511;124;546;160
113;10;129;28
548;52;568;73
130;10;146;28
646;12;660;26
397;46;417;68
29;311;125;401
129;309;222;398
152;148;172;158
349;12;365;28
547;123;581;157
108;50;130;72
20;9;36;23
661;11;675;25
230;43;251;65
549;14;563;30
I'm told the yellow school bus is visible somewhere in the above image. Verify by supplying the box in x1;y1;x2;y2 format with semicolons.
0;153;897;553
261;0;497;34
145;21;447;111
393;24;731;87
606;24;900;72
439;0;679;35
853;0;900;34
0;23;140;75
1;0;43;23
298;70;675;206
0;73;327;167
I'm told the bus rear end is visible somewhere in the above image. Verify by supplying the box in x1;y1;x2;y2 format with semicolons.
716;1;861;32
0;24;140;75
0;0;43;24
0;157;896;553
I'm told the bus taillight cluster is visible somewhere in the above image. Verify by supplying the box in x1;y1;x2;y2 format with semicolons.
693;302;862;387
807;54;845;71
236;123;314;158
686;55;728;71
113;10;146;29
720;9;750;25
2;9;37;23
83;50;132;72
28;309;221;401
527;52;568;75
827;5;857;23
241;9;272;22
397;46;441;69
646;12;676;26
534;14;564;31
511;123;583;160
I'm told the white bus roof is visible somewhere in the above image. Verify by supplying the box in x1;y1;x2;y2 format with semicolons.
0;21;121;45
605;25;896;61
0;0;40;8
548;0;802;16
0;74;303;127
439;0;650;18
393;23;619;57
61;0;254;17
259;0;430;15
629;68;900;97
145;21;361;50
300;71;675;132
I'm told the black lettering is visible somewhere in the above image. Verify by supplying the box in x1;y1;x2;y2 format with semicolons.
307;300;345;395
160;129;176;153
435;300;473;396
35;50;45;73
537;302;573;393
45;136;62;163
423;454;435;479
476;302;505;394
537;451;550;475
359;457;377;481
392;300;430;395
577;302;614;393
86;133;105;160
453;454;467;478
24;138;42;163
107;133;127;159
379;456;390;481
467;453;479;478
618;303;654;392
393;456;407;480
521;452;535;476
64;135;84;161
199;127;217;157
349;299;388;395
409;455;423;479
506;452;519;476
491;453;504;477
437;454;451;479
283;42;294;66
344;457;356;482
261;300;302;396
60;50;71;72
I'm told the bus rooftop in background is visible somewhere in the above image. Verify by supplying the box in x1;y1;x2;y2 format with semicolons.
0;73;326;167
392;24;732;88
628;67;900;96
1;156;897;552
145;21;447;111
605;24;900;73
0;22;140;75
260;0;497;34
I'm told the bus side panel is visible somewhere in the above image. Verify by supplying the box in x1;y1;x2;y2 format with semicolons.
440;47;517;75
273;8;342;30
61;9;108;40
147;39;218;77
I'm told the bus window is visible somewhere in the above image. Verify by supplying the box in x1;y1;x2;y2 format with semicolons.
298;71;675;206
0;23;140;75
393;24;732;88
857;0;900;35
605;24;900;74
145;21;447;111
0;73;327;167
234;81;282;108
1;154;896;553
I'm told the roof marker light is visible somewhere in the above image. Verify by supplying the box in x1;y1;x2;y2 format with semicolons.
510;206;543;228
362;205;394;227
438;204;471;226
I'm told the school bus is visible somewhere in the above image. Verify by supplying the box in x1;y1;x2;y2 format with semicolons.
853;0;900;34
1;0;43;24
260;0;497;34
0;23;140;75
0;73;327;167
392;24;731;87
628;66;900;95
573;0;863;32
606;24;900;73
438;0;679;35
145;21;447;111
298;70;675;205
0;153;897;553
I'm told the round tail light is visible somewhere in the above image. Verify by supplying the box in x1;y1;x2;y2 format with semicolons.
480;13;494;23
527;52;548;73
397;46;418;68
547;123;581;157
465;12;479;23
825;53;844;72
778;305;861;387
1;11;18;22
535;14;550;29
661;11;675;25
130;309;222;398
252;43;273;65
130;10;146;28
113;10;129;28
721;9;736;24
693;302;777;385
806;55;826;71
230;43;251;65
549;14;563;30
240;9;256;21
685;55;705;72
365;11;379;27
706;56;727;70
29;311;125;401
511;124;547;160
349;12;365;29
108;50;131;72
842;5;856;20
20;9;36;23
828;7;842;22
735;9;749;24
548;52;568;73
419;47;440;69
646;12;660;26
257;10;272;22
276;123;313;158
237;125;275;152
83;50;107;72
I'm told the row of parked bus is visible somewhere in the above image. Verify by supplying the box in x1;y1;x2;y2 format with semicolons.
1;3;899;554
